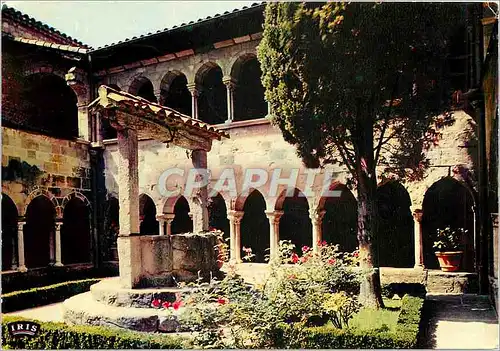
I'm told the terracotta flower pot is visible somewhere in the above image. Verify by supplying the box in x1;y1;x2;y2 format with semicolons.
435;251;463;272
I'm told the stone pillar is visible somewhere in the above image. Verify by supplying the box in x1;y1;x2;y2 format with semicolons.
165;213;176;235
222;76;236;124
227;210;244;262
116;126;141;288
191;149;209;233
49;226;55;265
266;101;272;119
412;209;424;269
187;83;199;120
17;221;27;272
11;235;18;270
54;222;63;266
265;210;284;259
310;209;326;253
156;215;166;236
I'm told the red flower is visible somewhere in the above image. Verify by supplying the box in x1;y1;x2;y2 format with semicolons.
301;245;310;253
162;301;172;309
217;297;227;305
353;251;359;258
328;258;336;265
318;240;327;247
291;253;299;263
151;298;161;308
288;274;297;280
172;300;183;310
300;256;308;263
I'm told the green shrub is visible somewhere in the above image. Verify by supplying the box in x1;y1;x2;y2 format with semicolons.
279;294;425;349
2;278;101;313
1;316;188;349
381;282;427;298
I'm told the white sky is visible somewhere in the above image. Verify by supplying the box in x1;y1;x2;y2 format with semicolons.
4;1;259;48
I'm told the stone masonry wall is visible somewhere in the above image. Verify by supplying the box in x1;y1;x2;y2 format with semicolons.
2;126;92;216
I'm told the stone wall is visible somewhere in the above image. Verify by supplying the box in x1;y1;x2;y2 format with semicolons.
2;126;92;216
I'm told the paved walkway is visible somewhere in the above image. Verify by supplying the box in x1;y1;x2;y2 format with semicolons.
419;294;499;349
4;302;64;322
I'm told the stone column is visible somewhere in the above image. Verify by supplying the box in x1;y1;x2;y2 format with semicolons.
17;221;27;272
222;76;236;124
116;126;141;288
49;226;55;265
165;213;176;235
227;210;244;262
156;215;166;236
265;210;284;259
11;235;18;270
187;83;200;120
191;149;209;233
266;101;272;119
412;209;424;269
54;222;63;266
310;209;326;253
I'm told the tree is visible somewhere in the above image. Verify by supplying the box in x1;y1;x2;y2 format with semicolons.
257;2;465;308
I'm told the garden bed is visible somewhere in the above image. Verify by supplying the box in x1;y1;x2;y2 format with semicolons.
2;278;102;313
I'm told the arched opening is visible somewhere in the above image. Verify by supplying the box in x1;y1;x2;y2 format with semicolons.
160;72;191;116
62;198;91;264
233;56;267;121
376;182;414;267
241;190;269;262
103;197;119;261
18;73;78;139
2;194;18;270
24;196;55;268
422;178;475;271
171;196;193;234
208;193;230;240
197;64;227;124
129;77;157;103
139;194;159;235
321;185;358;253
277;188;312;254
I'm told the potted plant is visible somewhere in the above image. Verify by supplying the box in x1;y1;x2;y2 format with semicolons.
433;227;466;272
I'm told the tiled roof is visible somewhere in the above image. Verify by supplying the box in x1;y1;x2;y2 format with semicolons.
89;85;230;142
8;35;89;54
91;2;265;51
1;4;88;48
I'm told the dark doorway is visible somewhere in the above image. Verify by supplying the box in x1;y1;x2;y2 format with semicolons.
208;193;230;240
139;194;159;235
24;196;55;268
171;196;193;234
241;190;269;262
62;198;91;264
278;189;312;255
198;65;227;124
234;57;267;121
2;194;17;270
162;74;191;116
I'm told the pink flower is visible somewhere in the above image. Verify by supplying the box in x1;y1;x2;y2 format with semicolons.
151;298;161;308
353;251;359;258
162;301;172;309
217;297;227;305
300;256;308;263
301;245;310;253
288;274;297;280
172;300;183;310
291;253;299;263
318;240;327;247
328;258;336;265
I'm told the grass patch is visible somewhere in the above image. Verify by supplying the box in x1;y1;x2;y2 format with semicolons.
349;298;402;332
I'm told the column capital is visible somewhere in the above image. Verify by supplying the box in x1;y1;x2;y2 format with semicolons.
186;82;200;96
157;213;176;222
55;221;63;229
222;76;237;90
309;209;326;223
17;221;26;229
265;210;284;222
412;209;423;222
227;210;244;223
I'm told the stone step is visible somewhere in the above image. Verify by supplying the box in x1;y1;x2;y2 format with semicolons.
91;277;194;308
62;292;185;333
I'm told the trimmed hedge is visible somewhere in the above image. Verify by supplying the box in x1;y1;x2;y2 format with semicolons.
278;295;425;349
1;316;188;349
2;278;101;313
382;282;427;299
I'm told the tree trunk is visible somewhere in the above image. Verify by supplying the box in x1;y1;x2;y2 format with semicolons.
355;115;385;309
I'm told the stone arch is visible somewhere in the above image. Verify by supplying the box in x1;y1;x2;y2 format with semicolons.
422;177;476;271
24;195;56;268
23;187;58;217
23;64;66;80
2;193;18;270
240;189;269;263
19;72;78;139
139;193;159;235
195;61;227;124
376;181;414;267
276;188;312;254
318;183;358;253
159;70;191;116
61;191;92;211
127;75;157;103
62;197;91;264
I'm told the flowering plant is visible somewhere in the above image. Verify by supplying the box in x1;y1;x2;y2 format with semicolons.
433;227;466;252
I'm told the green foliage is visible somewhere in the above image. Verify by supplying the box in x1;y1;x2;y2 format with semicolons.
381;282;427;299
433;227;467;251
258;2;464;180
1;316;187;349
2;278;101;313
278;294;424;349
178;241;361;349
